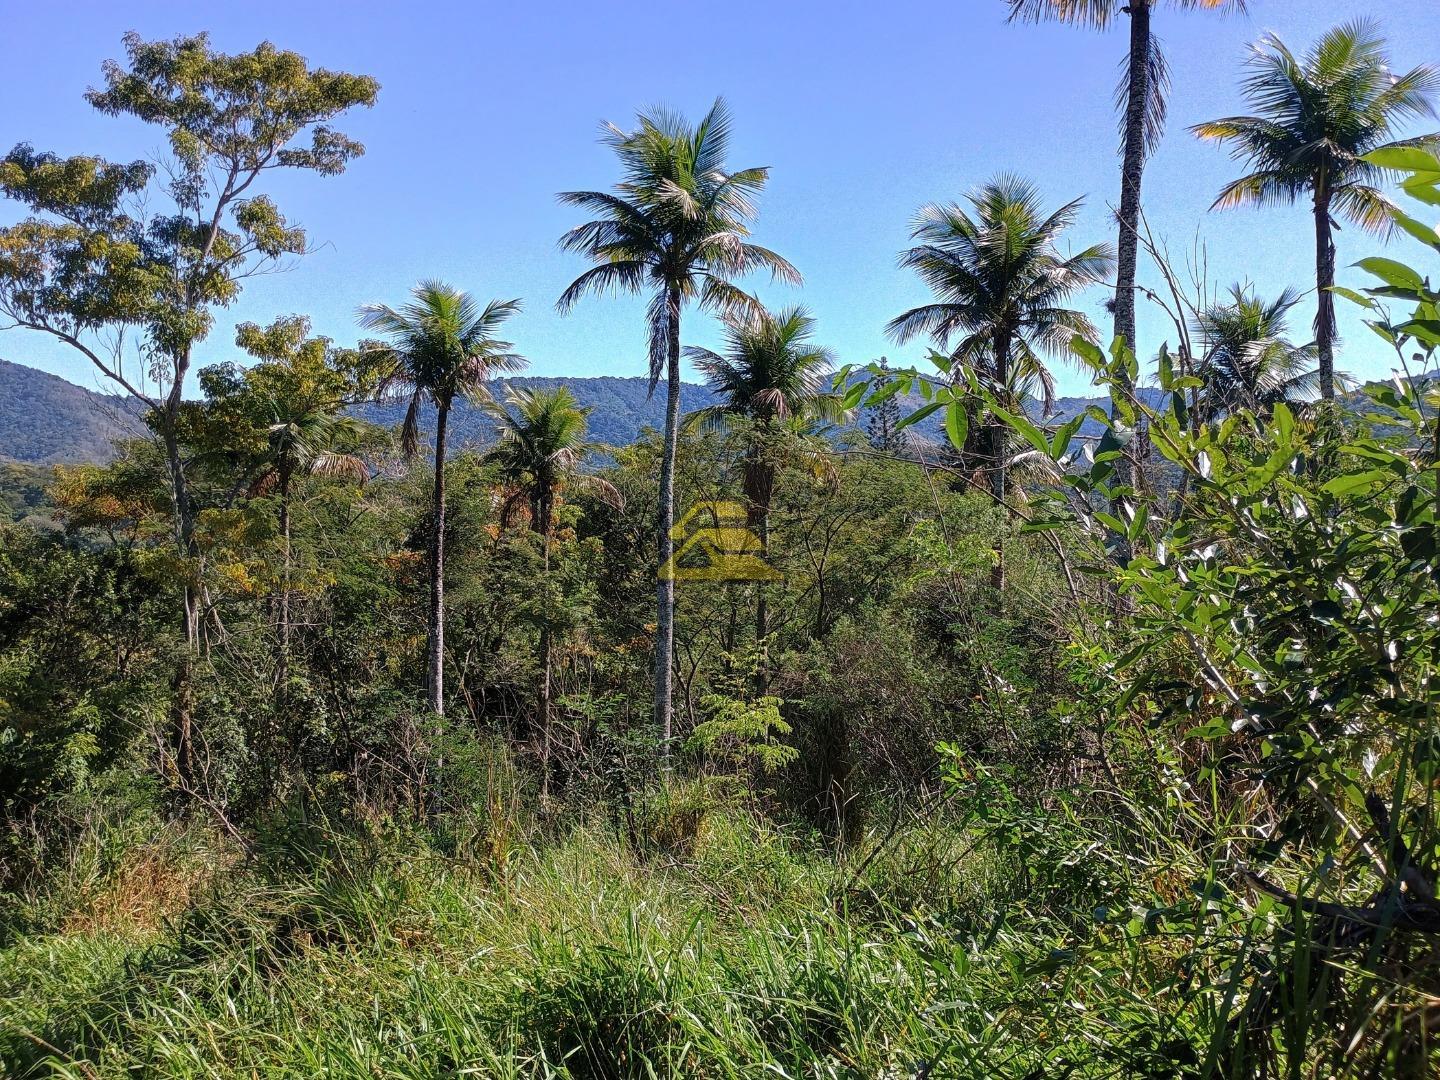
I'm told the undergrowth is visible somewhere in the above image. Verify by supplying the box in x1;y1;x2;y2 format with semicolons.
0;773;1221;1080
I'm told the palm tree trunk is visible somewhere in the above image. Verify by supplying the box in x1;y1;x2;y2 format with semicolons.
1115;0;1151;360
1314;178;1337;401
1113;0;1152;499
655;285;682;759
990;331;1011;594
537;494;553;798
427;402;450;716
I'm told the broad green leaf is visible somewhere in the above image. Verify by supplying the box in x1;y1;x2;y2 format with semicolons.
1272;402;1294;442
1389;209;1440;253
1329;285;1380;311
1051;414;1085;460
1070;336;1104;371
1355;257;1425;291
1364;146;1440;174
990;405;1050;457
1321;470;1391;496
1400;177;1440;208
944;401;968;450
1395;319;1440;347
896;400;943;431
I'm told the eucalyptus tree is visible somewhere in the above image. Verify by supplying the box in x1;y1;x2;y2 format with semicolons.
1006;1;1246;368
357;283;526;716
685;304;844;672
485;385;618;786
1194;285;1320;417
0;32;376;782
888;176;1111;589
1192;19;1440;400
556;98;798;753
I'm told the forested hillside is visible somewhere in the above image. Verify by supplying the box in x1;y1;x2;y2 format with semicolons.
2;357;1145;466
0;359;725;464
0;360;143;464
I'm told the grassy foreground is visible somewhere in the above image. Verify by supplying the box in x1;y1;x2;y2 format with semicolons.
0;779;1206;1079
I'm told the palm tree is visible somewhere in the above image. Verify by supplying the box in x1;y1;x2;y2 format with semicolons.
684;304;845;677
887;176;1112;590
888;177;1112;492
1192;20;1440;400
485;384;618;791
557;98;798;755
357;281;527;716
251;402;367;702
1194;285;1321;417
1006;1;1246;365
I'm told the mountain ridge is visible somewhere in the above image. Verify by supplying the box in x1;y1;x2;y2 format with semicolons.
0;357;1128;466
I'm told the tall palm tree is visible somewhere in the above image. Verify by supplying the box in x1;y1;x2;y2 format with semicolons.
1194;285;1321;417
251;402;367;702
888;177;1112;494
887;176;1112;589
1192;20;1440;400
557;98;798;754
1007;1;1246;365
485;384;618;791
357;281;527;716
684;304;845;676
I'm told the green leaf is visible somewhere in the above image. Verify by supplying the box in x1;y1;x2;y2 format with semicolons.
1364;146;1440;174
944;402;968;450
1272;402;1294;442
1322;470;1391;497
1389;209;1440;253
1050;414;1085;460
990;405;1050;457
1395;319;1440;347
841;380;869;409
896;400;943;432
1354;257;1425;291
1156;343;1173;390
1070;336;1105;371
1330;285;1380;311
1400;177;1440;208
865;379;903;407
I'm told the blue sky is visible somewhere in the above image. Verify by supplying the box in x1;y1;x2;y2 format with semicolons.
5;0;1440;398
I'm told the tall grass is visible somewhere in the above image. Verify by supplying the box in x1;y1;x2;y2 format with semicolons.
3;778;1431;1077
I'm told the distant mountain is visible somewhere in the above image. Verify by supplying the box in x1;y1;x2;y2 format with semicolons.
0;359;145;465
0;356;1166;467
0;359;729;465
351;376;723;451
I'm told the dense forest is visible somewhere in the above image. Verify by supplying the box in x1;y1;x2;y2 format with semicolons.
3;9;1440;1078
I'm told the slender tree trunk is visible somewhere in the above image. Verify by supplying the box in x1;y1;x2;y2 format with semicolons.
754;512;769;692
1314;177;1337;401
1115;0;1151;360
990;332;1011;594
654;285;682;759
750;457;773;696
277;465;293;703
161;391;200;788
1113;0;1151;496
428;402;450;716
537;494;553;798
